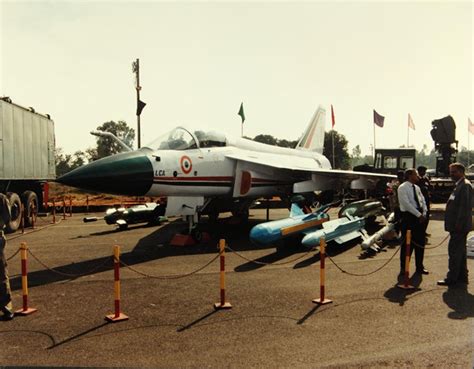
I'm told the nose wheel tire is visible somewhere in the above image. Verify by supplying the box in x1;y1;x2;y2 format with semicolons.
191;228;203;243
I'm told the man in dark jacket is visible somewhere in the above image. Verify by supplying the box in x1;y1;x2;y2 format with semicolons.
0;193;13;319
417;166;432;234
438;163;473;286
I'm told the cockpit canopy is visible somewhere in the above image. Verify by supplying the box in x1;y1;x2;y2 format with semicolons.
145;127;227;150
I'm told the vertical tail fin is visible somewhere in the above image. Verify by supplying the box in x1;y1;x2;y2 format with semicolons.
295;106;326;154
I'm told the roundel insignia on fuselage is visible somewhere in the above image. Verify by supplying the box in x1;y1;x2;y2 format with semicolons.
180;155;193;174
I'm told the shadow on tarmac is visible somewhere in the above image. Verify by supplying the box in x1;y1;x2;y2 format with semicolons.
442;284;474;319
383;273;423;306
9;213;381;291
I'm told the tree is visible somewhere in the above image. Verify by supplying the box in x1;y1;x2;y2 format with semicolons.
55;148;88;176
323;130;350;169
456;147;474;168
352;145;361;159
94;120;135;159
253;134;278;146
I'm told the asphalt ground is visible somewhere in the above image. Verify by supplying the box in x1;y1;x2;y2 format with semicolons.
0;208;473;368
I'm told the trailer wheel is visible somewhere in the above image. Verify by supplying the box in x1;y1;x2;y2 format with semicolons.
22;191;38;227
5;192;22;233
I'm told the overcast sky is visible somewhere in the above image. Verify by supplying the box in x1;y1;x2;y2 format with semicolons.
1;1;472;158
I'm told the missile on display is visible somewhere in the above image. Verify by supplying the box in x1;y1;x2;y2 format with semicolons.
360;212;397;250
301;215;366;247
249;204;330;245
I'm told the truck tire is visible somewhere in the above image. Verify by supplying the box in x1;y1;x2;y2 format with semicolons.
22;191;38;227
5;192;22;233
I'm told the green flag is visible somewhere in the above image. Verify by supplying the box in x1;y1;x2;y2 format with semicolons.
238;102;245;123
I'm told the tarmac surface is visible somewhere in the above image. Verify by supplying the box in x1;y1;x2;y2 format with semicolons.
0;208;473;368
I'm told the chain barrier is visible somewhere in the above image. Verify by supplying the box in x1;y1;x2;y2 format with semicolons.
225;244;315;266
117;252;221;280
410;234;450;250
7;218;63;241
6;247;21;261
27;248;112;278
326;246;400;277
326;233;450;277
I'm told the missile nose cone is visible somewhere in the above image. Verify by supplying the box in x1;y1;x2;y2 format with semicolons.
56;149;154;196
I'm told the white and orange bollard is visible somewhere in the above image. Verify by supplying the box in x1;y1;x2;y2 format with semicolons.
105;245;129;322
15;242;37;316
397;230;415;289
214;239;232;310
313;237;333;305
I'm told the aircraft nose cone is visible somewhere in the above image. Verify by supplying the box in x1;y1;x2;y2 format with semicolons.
56;149;154;196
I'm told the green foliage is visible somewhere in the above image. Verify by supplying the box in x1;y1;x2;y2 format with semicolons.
95;120;135;159
323;130;351;169
253;134;298;148
456;147;474;168
55;148;88;176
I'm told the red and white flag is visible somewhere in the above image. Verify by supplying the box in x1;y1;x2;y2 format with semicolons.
469;118;474;135
331;104;335;128
408;113;415;130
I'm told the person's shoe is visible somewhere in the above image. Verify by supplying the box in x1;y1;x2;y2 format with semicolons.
417;268;429;275
437;279;456;286
1;307;14;321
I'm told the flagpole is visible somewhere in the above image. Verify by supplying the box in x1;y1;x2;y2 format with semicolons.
241;122;243;138
331;131;335;168
468;122;470;167
373;122;376;157
407;122;409;147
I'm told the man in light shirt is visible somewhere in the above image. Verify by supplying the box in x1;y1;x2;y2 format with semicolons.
397;168;428;275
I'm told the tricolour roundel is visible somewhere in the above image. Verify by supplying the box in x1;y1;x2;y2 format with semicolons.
180;155;193;174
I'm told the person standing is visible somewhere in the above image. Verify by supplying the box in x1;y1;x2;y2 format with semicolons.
438;163;473;286
0;193;13;320
397;168;428;275
417;166;432;236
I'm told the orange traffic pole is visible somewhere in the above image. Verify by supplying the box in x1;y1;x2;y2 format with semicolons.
52;199;56;224
397;230;415;289
214;239;232;310
15;242;37;315
62;197;66;220
105;245;128;322
313;237;333;305
86;195;89;213
20;204;25;234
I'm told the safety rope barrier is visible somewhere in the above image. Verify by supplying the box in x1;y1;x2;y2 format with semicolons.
6;218;63;241
224;244;315;266
117;252;222;280
410;234;450;250
326;246;401;277
27;248;112;278
6;247;21;261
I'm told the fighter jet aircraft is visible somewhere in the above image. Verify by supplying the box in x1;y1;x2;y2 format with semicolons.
57;106;394;226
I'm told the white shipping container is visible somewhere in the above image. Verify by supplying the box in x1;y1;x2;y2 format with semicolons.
0;99;56;180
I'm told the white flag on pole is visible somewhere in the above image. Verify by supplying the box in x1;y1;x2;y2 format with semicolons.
408;114;415;130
